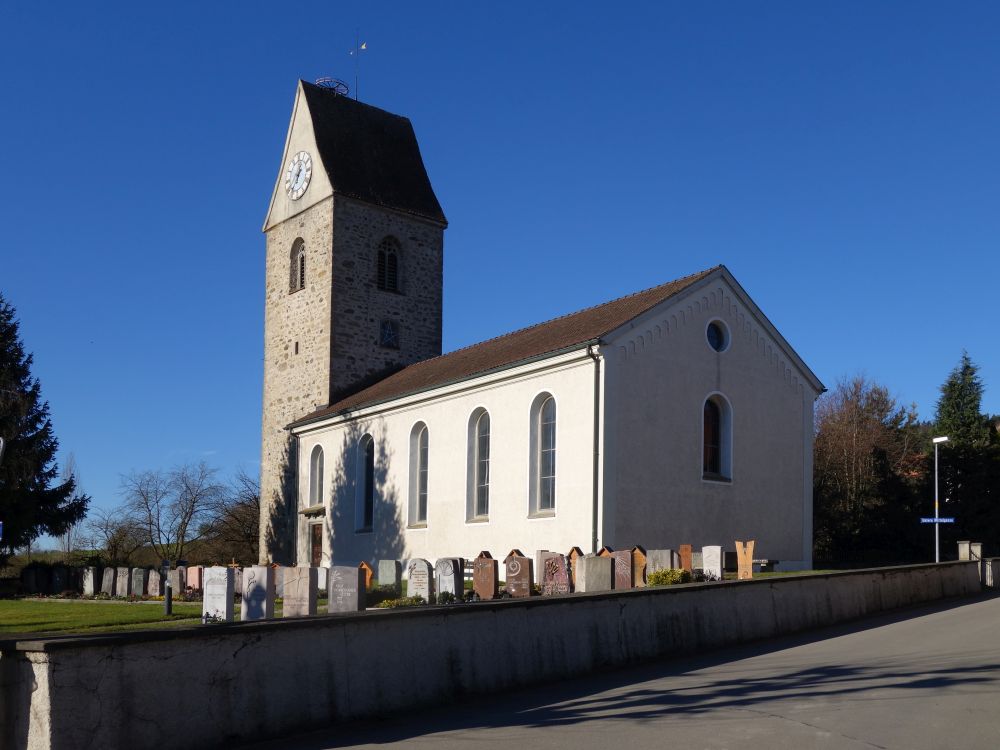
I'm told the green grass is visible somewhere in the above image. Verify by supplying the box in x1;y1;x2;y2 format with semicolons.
0;599;203;636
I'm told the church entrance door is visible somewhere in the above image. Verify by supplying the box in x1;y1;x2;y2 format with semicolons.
310;524;322;567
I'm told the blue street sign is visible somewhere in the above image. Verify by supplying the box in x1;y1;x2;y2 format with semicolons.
920;517;955;524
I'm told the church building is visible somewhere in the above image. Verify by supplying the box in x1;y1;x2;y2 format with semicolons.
259;80;824;572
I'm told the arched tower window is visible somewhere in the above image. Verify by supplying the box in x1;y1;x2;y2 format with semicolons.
376;236;401;293
703;394;733;481
289;238;306;292
309;445;324;506
466;409;490;521
529;393;557;515
356;434;375;532
408;422;429;526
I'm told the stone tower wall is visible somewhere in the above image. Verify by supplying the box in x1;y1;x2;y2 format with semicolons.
260;194;444;564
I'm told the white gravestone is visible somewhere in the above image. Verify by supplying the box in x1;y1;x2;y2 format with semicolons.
646;549;680;575
434;558;462;599
241;566;276;621
202;566;235;623
702;546;723;580
101;568;116;596
167;569;182;595
407;558;433;601
327;566;366;613
147;569;162;597
576;555;613;593
82;567;98;596
131;568;149;598
283;566;318;617
115;567;132;597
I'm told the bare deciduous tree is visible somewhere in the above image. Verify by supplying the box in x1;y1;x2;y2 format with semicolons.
121;461;223;562
199;467;260;564
84;507;145;566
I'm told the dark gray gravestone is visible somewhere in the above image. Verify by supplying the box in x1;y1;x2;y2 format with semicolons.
406;558;433;601
101;567;116;596
434;558;462;598
51;565;68;594
505;556;534;598
378;559;402;595
20;567;38;595
241;565;275;621
35;567;52;595
611;550;633;589
131;568;149;598
540;554;571;595
327;565;366;613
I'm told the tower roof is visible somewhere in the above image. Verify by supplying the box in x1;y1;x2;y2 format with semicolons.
301;81;446;224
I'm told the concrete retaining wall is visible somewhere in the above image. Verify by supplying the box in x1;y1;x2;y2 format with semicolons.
0;562;981;750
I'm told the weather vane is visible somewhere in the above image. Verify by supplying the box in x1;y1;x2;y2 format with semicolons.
348;30;367;101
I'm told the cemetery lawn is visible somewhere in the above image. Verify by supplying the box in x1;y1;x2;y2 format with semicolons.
0;599;203;636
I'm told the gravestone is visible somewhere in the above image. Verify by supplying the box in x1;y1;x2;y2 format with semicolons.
187;566;203;592
472;552;498;600
20;568;38;595
611;550;633;589
576;555;613;593
82;567;99;596
131;568;149;598
724;550;738;573
167;569;182;595
958;540;971;561
378;559;402;595
233;568;243;596
274;566;284;598
406;558;433;601
177;565;188;592
631;546;647;587
692;551;704;572
116;567;132;597
566;547;584;588
503;549;525;565
678;545;693;572
327;565;366;612
971;542;983;561
434;558;462;599
283;567;318;617
358;561;374;590
51;565;68;594
68;566;83;594
505;555;534;598
735;540;755;580
101;567;116;596
317;566;328;592
202;566;235;623
35;567;52;595
241;566;275;621
535;550;553;586
646;549;677;575
147;569;162;597
540;553;571;595
702;546;723;580
598;546;614;558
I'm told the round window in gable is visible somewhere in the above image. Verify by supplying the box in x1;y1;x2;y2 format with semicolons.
706;320;730;352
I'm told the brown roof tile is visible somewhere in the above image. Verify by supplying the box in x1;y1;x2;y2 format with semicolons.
292;266;720;426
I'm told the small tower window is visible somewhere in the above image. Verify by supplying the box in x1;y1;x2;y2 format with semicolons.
376;236;401;293
289;238;306;293
379;320;400;349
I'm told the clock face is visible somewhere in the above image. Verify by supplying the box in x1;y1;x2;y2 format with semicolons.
284;151;313;200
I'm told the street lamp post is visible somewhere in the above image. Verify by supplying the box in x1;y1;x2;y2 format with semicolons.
933;436;949;563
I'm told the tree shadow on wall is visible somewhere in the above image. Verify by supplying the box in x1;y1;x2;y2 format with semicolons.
264;435;297;565
328;420;405;566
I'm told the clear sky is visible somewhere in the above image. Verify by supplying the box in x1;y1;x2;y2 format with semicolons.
1;2;997;526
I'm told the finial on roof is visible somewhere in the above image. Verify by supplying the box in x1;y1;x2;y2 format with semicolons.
314;77;350;96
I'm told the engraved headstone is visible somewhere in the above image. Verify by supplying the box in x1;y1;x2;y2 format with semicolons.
472;552;498;600
378;559;402;594
702;546;723;579
147;569;162;597
167;569;182;595
202;566;235;622
535;550;553;585
679;545;693;572
631;546;647;587
958;540;971;561
735;540;755;580
131;568;149;598
435;558;462;598
358;561;374;590
283;566;318;617
505;555;534;598
327;565;366;612
82;567;99;596
646;549;676;575
567;546;584;588
540;554;571;595
187;566;203;592
612;550;633;589
317;566;328;593
116;567;132;597
503;549;525;565
51;565;68;594
407;558;433;601
234;567;243;596
576;555;613;592
176;565;188;592
101;567;116;596
692;551;704;572
241;565;275;621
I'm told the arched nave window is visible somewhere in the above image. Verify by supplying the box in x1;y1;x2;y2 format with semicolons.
408;422;429;526
309;445;324;506
703;395;733;481
356;434;375;531
529;393;557;515
467;409;490;521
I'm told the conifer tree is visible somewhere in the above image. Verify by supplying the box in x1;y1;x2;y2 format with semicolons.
0;293;89;564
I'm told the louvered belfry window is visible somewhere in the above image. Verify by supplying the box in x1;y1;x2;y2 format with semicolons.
376;236;401;292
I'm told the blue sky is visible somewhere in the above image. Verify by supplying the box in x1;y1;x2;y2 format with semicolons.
1;2;997;526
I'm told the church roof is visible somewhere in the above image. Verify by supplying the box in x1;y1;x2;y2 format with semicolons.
292;266;721;426
301;81;447;225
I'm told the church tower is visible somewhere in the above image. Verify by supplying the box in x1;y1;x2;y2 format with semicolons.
259;81;447;563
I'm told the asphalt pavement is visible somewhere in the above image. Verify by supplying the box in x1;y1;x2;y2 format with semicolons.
245;593;1000;750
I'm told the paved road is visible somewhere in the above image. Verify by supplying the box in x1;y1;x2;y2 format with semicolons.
248;594;1000;750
